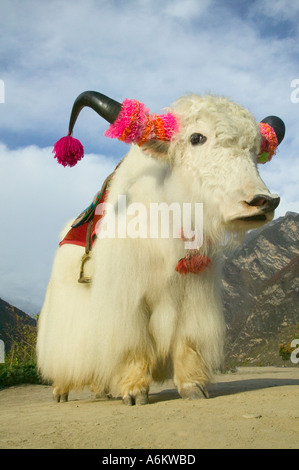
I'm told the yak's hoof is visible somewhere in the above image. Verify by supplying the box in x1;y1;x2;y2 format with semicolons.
122;391;149;406
135;392;150;406
53;392;69;403
180;384;209;400
123;394;135;406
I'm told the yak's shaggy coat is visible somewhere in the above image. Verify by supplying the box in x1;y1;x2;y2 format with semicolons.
37;94;277;403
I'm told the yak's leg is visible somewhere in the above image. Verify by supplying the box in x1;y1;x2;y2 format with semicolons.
91;384;112;400
53;384;69;403
119;355;151;406
173;341;210;400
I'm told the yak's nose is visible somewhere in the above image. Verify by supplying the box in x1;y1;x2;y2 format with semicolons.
247;194;280;213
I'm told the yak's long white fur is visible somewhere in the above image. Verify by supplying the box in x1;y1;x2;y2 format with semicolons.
37;94;275;400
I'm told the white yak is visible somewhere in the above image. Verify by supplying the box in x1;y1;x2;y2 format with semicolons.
37;92;285;405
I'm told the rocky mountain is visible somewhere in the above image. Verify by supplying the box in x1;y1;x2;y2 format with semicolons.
222;211;299;367
0;298;36;353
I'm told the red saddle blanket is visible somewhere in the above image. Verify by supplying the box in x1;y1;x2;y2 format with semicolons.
59;167;116;249
59;190;108;249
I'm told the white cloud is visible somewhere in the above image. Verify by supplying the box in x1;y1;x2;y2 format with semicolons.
163;0;212;19
250;0;299;22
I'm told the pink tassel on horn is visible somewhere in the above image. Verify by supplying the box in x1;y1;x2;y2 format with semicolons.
53;135;84;167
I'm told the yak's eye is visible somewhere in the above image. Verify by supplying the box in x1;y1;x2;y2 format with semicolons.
190;133;207;145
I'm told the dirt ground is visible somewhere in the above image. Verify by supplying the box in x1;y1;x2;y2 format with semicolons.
0;367;298;449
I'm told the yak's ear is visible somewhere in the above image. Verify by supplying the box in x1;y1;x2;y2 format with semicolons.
141;139;171;159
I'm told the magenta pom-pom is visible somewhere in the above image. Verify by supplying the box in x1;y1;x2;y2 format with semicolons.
53;135;84;167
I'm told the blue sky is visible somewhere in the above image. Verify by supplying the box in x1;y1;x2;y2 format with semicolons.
0;0;298;315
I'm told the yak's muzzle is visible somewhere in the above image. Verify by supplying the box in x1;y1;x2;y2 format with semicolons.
246;194;280;214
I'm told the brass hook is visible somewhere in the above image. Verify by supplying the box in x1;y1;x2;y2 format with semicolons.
78;252;92;284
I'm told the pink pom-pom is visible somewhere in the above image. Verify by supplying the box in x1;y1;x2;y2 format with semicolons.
159;113;180;140
53;135;84;167
104;99;180;145
257;123;278;164
104;99;150;143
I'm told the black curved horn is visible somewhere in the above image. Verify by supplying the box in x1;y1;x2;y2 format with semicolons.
68;91;122;135
261;116;286;145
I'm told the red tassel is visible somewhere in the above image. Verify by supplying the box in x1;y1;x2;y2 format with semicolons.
175;252;211;275
175;258;189;275
53;135;84;167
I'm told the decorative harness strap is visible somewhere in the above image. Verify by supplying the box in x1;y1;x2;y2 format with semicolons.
60;165;119;283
